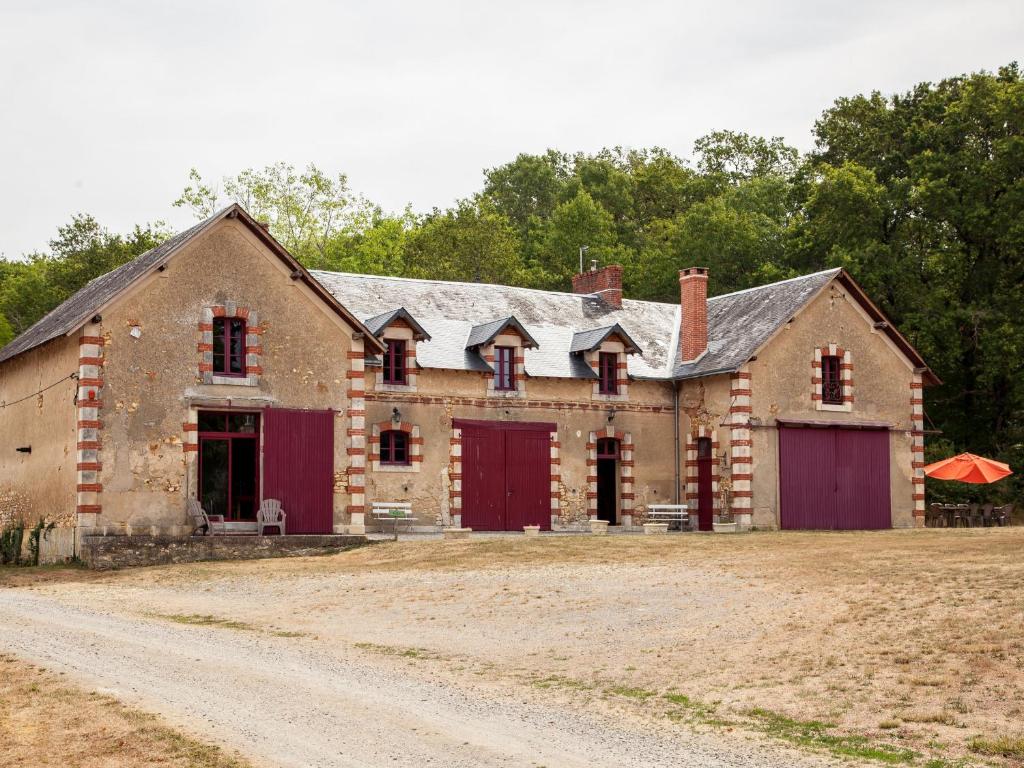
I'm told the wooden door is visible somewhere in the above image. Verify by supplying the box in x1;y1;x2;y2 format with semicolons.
697;437;714;531
263;408;334;534
780;426;891;530
458;419;553;531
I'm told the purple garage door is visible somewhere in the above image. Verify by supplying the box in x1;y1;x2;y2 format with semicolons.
458;419;553;531
263;407;335;534
779;426;891;530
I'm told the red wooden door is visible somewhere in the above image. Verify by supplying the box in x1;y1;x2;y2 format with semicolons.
263;408;335;534
461;424;507;531
458;420;553;531
779;426;890;530
507;430;551;530
696;437;714;531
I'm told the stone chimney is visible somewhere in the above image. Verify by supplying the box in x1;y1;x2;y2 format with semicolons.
572;262;623;308
679;267;709;362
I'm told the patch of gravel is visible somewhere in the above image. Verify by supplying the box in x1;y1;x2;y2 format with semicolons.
0;590;836;768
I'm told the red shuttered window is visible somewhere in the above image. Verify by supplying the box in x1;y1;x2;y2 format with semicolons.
213;317;246;376
383;339;407;384
598;352;618;394
495;346;516;391
380;430;410;465
822;355;843;404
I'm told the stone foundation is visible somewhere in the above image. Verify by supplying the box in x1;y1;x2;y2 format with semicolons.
79;533;368;570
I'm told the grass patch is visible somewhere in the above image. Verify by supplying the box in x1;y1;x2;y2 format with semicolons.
968;734;1024;759
150;613;257;631
605;685;656;701
531;675;593;691
354;641;441;660
0;653;250;767
746;707;917;764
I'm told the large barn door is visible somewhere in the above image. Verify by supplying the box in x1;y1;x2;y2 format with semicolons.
458;420;553;531
263;408;335;534
461;425;507;531
779;426;890;530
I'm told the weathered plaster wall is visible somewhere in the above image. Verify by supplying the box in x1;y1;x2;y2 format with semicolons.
364;368;677;528
0;336;78;528
98;219;354;531
748;282;917;528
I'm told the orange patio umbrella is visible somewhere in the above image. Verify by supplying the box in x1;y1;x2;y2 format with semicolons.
923;453;1013;484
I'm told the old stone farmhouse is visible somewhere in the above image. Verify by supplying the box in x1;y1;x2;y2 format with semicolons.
0;204;938;544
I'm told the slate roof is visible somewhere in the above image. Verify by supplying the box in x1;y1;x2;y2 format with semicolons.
0;205;384;365
465;317;539;349
363;307;431;340
569;324;642;355
311;268;848;381
674;269;841;379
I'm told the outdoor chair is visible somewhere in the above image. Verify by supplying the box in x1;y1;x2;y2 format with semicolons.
926;503;944;528
257;499;286;536
980;503;995;527
967;503;981;527
188;498;226;536
948;504;967;528
996;503;1014;527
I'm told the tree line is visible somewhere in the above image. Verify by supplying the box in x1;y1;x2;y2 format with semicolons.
1;63;1021;502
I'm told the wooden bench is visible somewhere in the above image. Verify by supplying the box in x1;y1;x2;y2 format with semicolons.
371;502;415;540
645;504;691;531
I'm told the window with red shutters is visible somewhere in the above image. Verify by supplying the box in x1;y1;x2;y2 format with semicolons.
380;430;410;465
383;339;407;384
822;355;843;404
495;346;516;390
598;352;618;394
212;317;246;376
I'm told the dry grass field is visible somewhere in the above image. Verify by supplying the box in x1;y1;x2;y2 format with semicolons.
4;528;1024;766
0;653;251;768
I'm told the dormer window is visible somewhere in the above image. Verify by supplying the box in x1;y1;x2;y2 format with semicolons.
598;352;618;395
495;346;516;391
822;355;842;404
383;339;407;384
213;317;246;376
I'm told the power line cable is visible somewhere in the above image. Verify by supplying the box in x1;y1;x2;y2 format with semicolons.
0;373;78;409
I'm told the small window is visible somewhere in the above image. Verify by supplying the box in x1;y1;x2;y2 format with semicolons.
380;430;410;465
494;346;516;391
598;352;618;394
822;355;843;404
383;339;407;384
596;437;619;459
213;317;246;376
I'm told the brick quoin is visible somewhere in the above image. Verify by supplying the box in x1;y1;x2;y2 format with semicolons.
571;264;623;308
679;267;708;362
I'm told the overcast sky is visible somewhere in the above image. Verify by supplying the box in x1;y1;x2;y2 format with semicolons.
1;0;1021;258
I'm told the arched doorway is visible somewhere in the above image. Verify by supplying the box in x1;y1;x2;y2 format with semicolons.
596;437;619;524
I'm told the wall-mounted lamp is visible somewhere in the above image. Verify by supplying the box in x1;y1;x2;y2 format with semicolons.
607;407;617;424
391;407;401;424
720;451;729;470
16;446;31;454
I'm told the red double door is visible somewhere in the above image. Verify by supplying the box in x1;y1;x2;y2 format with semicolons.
262;408;335;534
459;419;553;531
779;425;891;530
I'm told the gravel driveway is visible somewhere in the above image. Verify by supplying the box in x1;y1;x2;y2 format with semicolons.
0;588;835;768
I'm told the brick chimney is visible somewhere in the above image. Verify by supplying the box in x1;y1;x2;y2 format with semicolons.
572;262;623;308
679;267;709;362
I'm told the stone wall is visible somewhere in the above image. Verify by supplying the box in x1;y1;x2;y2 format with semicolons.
79;533;369;570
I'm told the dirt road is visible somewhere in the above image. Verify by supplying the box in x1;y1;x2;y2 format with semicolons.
0;588;831;768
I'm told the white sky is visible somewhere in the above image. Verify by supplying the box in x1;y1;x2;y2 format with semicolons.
1;0;1021;258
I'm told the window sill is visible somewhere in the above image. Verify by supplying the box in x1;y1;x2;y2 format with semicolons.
209;375;259;387
374;463;420;474
817;402;852;413
489;388;525;399
376;382;416;393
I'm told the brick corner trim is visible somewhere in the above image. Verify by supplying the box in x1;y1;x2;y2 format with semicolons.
76;326;105;521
